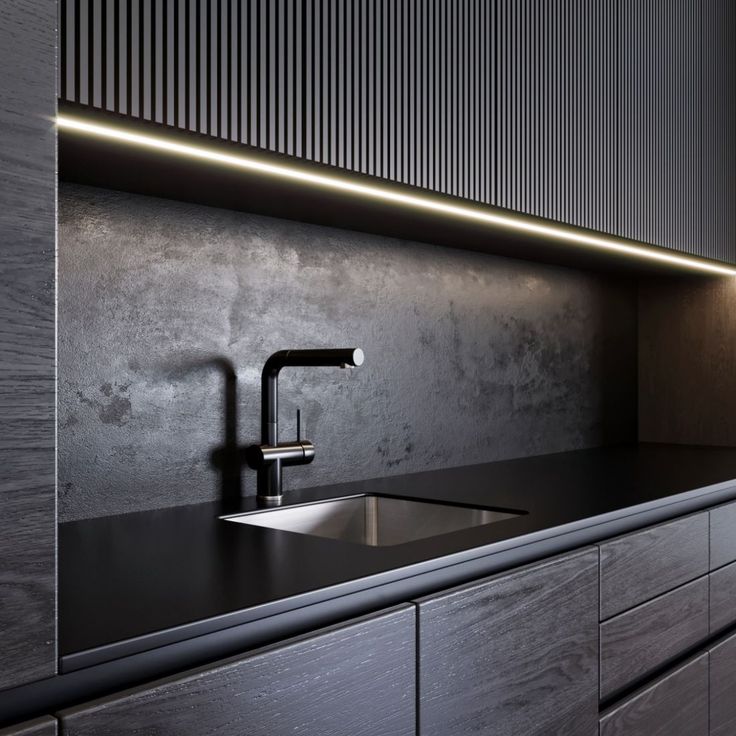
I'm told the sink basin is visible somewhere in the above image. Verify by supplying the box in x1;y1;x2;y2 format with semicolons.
222;495;522;547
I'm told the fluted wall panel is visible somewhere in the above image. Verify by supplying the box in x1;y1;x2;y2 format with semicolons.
59;0;736;264
618;0;701;256
702;0;736;264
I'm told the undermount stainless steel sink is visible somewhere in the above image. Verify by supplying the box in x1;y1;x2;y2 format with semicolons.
222;495;522;547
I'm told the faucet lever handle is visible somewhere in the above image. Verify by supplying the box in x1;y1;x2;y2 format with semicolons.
296;408;302;442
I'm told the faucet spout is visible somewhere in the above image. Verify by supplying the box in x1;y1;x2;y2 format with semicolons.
261;348;364;446
249;348;364;502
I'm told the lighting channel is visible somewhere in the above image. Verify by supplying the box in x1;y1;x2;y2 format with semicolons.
57;115;736;277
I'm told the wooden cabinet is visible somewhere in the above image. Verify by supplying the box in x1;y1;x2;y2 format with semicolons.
710;561;736;635
0;0;57;692
600;576;709;701
710;631;736;736
617;0;701;257
599;653;708;736
710;500;736;571
58;606;415;736
0;718;57;736
415;548;599;736
599;512;709;620
701;0;736;264
58;0;736;265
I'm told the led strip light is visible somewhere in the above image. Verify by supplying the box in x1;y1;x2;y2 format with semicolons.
57;115;736;277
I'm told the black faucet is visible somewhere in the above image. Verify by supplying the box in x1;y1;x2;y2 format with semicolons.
246;348;364;504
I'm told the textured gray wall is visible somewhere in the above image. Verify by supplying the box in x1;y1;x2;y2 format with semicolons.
59;184;637;521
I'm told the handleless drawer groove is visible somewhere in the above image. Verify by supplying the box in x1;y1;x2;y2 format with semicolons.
598;512;709;621
599;576;709;702
599;653;708;736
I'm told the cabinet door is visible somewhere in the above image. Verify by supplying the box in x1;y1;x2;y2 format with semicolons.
416;548;599;736
494;0;618;235
618;0;701;256
710;631;736;736
701;0;736;264
58;606;415;736
0;0;57;691
0;718;57;736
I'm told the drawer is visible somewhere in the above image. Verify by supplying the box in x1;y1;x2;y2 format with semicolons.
711;560;736;634
711;500;736;570
599;653;708;736
600;576;709;701
710;630;736;736
0;718;57;736
599;512;709;620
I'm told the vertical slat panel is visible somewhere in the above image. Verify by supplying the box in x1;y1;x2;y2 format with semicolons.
59;0;736;264
618;0;701;254
702;0;736;264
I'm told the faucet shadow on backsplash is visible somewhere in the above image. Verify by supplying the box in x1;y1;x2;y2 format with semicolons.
207;357;246;504
164;355;247;503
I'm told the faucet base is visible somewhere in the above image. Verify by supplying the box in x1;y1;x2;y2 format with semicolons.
257;494;284;507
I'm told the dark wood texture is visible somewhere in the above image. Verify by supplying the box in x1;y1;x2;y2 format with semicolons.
598;512;709;620
599;576;709;701
58;606;415;736
639;277;736;446
0;718;57;736
58;0;736;265
0;0;57;691
416;548;599;736
710;561;736;635
599;653;708;736
711;500;736;570
710;631;736;736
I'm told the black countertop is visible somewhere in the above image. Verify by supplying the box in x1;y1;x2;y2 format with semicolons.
60;443;736;672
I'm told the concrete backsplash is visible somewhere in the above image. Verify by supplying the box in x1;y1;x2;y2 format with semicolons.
58;183;637;521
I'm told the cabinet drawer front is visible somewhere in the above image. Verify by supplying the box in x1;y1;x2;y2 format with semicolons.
599;653;708;736
600;576;709;701
711;500;736;570
417;548;599;736
58;606;415;736
710;560;736;634
0;718;57;736
599;513;709;620
711;631;736;736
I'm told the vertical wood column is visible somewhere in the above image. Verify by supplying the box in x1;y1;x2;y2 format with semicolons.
0;0;57;690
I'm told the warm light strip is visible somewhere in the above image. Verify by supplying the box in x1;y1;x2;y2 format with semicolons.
57;115;736;276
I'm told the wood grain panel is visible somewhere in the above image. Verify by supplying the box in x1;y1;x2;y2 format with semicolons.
599;576;709;701
0;717;57;736
710;631;736;736
639;277;736;446
599;512;709;620
711;500;736;570
416;548;599;736
710;561;736;635
0;0;57;692
59;606;415;736
599;653;708;736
